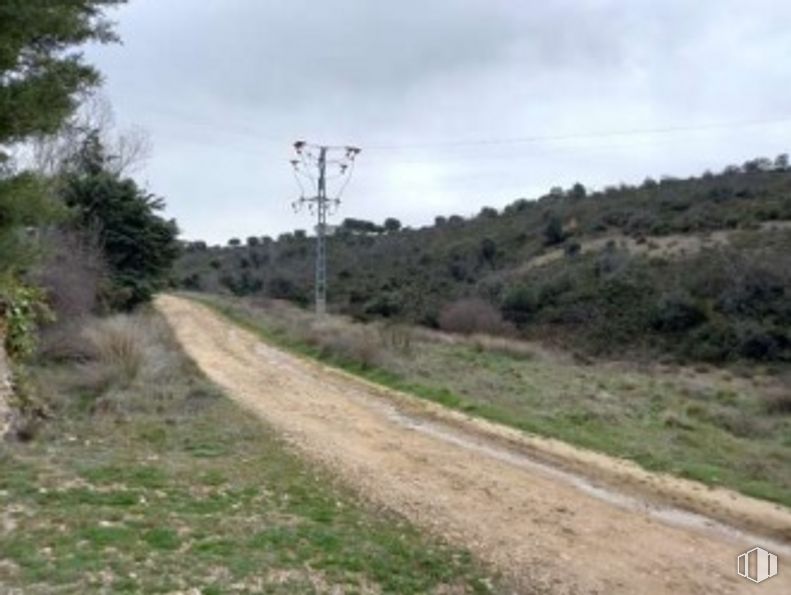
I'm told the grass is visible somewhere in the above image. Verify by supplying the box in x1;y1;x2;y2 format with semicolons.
192;293;791;509
0;309;499;593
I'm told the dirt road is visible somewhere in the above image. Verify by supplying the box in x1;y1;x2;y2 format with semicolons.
157;295;790;594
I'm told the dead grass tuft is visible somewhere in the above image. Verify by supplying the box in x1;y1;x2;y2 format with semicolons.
377;323;414;356
763;386;791;415
438;298;512;336
79;316;149;383
468;334;536;360
35;310;220;420
306;319;384;369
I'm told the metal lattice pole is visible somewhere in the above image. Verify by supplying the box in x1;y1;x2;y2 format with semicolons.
315;147;328;315
291;142;360;316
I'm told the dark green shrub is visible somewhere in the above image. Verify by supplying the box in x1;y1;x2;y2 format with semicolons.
364;294;402;318
543;215;566;246
501;285;538;324
651;292;707;333
685;322;741;362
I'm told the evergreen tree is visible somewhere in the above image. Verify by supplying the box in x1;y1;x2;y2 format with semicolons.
0;0;124;276
61;134;179;310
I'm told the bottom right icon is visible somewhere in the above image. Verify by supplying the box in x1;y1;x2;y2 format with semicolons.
737;547;778;584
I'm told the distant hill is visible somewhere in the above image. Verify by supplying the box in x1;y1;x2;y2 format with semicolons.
175;156;791;363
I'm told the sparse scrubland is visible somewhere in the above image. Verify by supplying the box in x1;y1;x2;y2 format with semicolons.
195;293;791;508
0;6;500;592
177;163;791;365
0;310;498;593
2;2;790;593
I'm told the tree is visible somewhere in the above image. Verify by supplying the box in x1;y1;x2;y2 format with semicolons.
543;214;566;246
32;95;151;178
548;186;565;199
383;217;402;233
569;183;587;200
480;238;497;263
246;236;260;247
0;2;125;358
0;1;125;150
342;218;383;234
743;157;772;173
60;135;179;310
228;238;241;247
775;153;789;171
447;215;464;226
478;207;498;219
641;177;658;189
723;164;742;175
1;1;124;277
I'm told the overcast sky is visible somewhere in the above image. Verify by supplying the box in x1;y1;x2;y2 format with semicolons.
86;0;791;244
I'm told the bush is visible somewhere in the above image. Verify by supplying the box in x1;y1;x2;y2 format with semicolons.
685;322;741;362
79;315;149;384
364;294;402;318
543;215;566;245
764;391;791;415
304;319;384;369
651;291;707;333
501;285;538;325
60;133;179;311
34;229;105;320
0;279;52;360
736;324;784;361
438;298;510;336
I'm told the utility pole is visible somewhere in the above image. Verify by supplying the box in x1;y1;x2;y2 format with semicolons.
291;141;361;315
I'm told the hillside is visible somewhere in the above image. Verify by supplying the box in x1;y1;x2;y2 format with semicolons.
176;158;791;364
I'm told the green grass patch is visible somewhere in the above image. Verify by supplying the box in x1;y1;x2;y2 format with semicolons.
0;309;499;593
193;294;791;509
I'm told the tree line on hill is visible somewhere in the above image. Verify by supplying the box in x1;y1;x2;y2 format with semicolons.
177;156;791;364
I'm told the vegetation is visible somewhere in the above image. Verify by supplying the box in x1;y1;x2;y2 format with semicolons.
0;0;120;355
1;1;178;366
0;309;498;592
176;159;791;363
59;132;179;311
0;1;126;354
194;294;791;508
0;0;179;479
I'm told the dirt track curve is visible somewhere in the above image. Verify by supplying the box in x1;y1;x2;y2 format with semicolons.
157;295;791;594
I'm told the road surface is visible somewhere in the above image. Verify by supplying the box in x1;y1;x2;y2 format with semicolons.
157;295;790;594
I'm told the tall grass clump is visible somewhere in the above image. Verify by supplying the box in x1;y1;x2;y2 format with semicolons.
34;310;220;419
305;318;384;369
80;315;149;384
438;298;512;336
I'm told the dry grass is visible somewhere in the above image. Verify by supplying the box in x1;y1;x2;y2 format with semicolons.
222;295;544;365
301;318;385;369
7;298;499;593
467;334;536;360
438;298;512;336
377;323;415;356
36;312;192;412
763;375;791;414
82;317;148;377
195;293;791;508
234;297;391;369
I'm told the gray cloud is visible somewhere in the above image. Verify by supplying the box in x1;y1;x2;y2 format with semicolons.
88;0;791;243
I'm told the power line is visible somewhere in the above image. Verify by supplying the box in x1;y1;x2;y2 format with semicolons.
136;100;791;157
363;115;791;151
